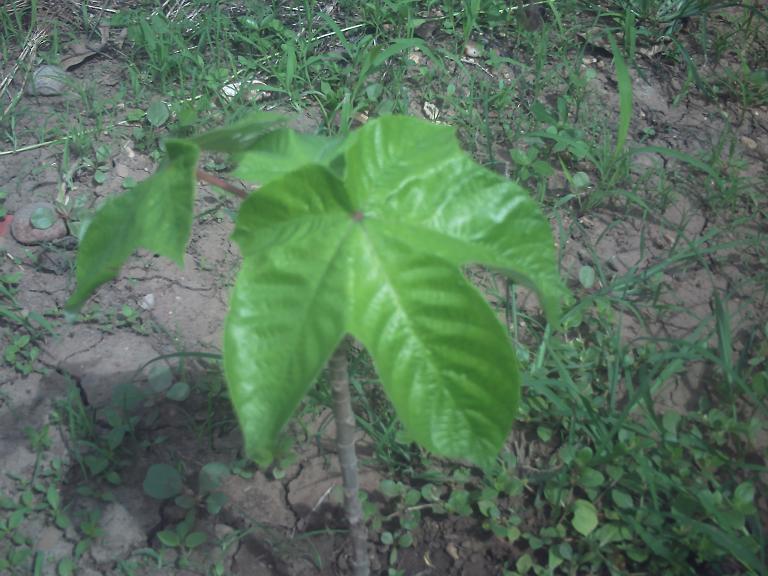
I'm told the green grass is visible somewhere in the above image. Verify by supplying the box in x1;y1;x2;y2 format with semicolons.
0;0;766;574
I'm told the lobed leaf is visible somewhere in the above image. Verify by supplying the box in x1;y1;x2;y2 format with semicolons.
344;116;567;323
227;116;565;465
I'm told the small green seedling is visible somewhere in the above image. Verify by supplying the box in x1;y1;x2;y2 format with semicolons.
66;113;567;574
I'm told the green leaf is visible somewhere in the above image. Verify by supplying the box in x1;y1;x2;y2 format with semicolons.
398;532;414;547
678;516;767;575
572;499;599;536
516;553;534;573
532;159;554;177
226;116;565;466
404;489;421;507
379;479;402;499
578;265;595;289
146;101;170;127
198;462;229;494
157;529;180;547
54;511;71;530
185;531;208;549
579;467;605;489
10;547;31;566
125;108;145;122
57;558;75;576
662;411;681;441
166;381;190;401
733;481;755;514
571;171;590;189
233;129;345;185
608;34;633;156
106;426;126;450
30;206;57;230
46;485;60;510
148;363;173;393
143;463;183;500
446;490;472;516
510;148;532;166
349;234;521;465
66;140;199;311
84;455;108;476
611;488;633;509
342;116;567;324
225;169;350;465
537;425;553;442
205;491;228;515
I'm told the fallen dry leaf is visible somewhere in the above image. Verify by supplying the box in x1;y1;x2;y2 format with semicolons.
422;101;440;121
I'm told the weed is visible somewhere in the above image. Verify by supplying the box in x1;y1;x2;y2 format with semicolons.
0;271;54;374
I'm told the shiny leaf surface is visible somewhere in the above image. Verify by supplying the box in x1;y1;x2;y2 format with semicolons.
226;116;564;465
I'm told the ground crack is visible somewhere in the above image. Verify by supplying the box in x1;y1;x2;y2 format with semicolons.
282;461;306;535
45;363;89;406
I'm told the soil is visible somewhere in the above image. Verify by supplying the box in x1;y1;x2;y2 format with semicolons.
1;5;767;576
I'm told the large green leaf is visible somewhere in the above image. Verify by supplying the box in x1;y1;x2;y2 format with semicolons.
348;232;520;465
227;116;564;464
224;167;352;464
66;140;198;311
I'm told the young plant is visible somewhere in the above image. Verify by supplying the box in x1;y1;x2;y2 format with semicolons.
65;113;567;574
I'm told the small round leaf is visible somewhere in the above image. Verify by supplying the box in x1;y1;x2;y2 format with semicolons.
198;462;229;494
611;489;633;509
185;531;207;549
143;463;183;500
205;491;228;515
578;265;595;289
147;101;170;127
148;363;173;393
166;381;190;402
572;499;598;536
30;206;57;230
57;558;75;576
157;529;180;547
572;171;591;189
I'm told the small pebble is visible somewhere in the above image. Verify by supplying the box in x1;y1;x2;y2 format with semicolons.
464;40;482;58
25;65;68;96
140;293;155;310
740;136;758;150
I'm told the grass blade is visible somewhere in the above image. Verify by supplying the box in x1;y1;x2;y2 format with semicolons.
608;34;632;158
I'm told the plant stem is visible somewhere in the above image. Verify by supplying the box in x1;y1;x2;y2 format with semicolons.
328;337;370;576
196;168;249;198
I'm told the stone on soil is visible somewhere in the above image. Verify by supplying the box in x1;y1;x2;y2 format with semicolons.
10;201;68;245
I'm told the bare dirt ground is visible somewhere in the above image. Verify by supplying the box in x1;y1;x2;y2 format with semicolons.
1;9;767;576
